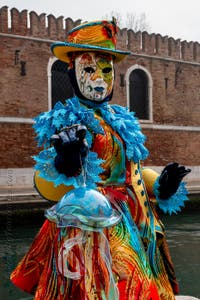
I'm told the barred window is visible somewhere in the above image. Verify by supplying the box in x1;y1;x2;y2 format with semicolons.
51;60;74;108
126;65;152;122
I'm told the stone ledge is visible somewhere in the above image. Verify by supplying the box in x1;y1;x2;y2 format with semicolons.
0;185;37;196
187;184;200;194
0;185;49;210
176;296;200;300
0;182;199;208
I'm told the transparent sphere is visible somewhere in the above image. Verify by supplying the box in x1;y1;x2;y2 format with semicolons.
46;187;121;230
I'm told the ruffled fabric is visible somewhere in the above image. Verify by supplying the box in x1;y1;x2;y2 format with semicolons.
33;97;103;148
99;104;149;162
153;178;189;215
32;96;149;187
33;147;104;188
78;98;149;162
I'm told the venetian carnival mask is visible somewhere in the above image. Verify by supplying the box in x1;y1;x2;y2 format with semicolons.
75;52;114;102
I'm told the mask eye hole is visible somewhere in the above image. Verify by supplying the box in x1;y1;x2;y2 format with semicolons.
84;67;95;73
102;67;112;74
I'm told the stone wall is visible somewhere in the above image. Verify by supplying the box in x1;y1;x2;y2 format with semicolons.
1;6;200;61
0;6;199;172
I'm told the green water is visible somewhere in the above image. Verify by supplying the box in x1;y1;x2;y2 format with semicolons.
162;212;200;298
0;210;200;299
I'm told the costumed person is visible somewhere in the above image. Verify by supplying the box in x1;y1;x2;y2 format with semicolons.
11;19;191;300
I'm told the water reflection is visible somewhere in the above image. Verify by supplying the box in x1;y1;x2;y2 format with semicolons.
0;218;42;300
162;212;200;298
0;211;199;299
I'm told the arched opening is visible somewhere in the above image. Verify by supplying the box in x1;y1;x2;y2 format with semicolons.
51;60;74;108
129;69;148;119
126;65;153;122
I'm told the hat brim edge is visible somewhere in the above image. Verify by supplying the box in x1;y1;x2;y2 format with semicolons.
51;42;130;63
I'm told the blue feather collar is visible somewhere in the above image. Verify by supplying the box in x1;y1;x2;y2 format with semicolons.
34;96;149;162
33;97;148;187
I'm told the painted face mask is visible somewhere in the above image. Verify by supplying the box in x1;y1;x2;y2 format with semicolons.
75;52;114;102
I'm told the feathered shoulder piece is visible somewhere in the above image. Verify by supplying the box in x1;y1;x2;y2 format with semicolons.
33;97;149;187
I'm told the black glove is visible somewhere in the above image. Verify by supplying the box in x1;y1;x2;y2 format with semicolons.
158;162;191;199
51;124;88;177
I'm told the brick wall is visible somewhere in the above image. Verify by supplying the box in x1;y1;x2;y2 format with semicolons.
0;123;38;168
114;56;200;126
0;36;49;118
0;6;199;169
143;129;199;166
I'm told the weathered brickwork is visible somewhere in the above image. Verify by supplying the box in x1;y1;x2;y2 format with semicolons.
143;129;199;166
0;123;38;168
0;6;199;169
0;36;49;118
114;56;200;126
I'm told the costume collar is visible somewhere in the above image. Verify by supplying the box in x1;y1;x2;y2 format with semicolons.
33;96;149;162
79;98;149;162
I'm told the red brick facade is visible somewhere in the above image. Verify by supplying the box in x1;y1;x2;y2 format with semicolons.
0;6;199;169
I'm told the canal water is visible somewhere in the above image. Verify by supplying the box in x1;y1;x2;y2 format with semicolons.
0;208;200;299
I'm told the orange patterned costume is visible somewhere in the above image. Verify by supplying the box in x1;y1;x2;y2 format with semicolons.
11;19;188;300
11;103;180;299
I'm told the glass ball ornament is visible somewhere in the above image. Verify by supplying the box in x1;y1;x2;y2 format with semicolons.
45;187;121;231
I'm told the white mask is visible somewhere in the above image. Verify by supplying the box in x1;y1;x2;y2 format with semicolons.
75;52;114;101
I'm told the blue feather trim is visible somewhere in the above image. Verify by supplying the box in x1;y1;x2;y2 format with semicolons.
33;97;103;148
77;99;149;161
33;96;149;187
33;148;104;188
153;178;189;215
104;104;149;162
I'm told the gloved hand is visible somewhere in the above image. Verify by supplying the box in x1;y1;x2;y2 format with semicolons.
158;162;191;199
51;124;88;177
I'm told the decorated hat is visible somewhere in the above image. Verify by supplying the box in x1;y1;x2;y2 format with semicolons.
51;18;130;63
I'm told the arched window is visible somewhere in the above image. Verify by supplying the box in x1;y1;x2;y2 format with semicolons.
126;65;153;122
51;60;74;108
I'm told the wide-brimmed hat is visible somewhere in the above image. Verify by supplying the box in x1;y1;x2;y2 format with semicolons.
51;19;130;63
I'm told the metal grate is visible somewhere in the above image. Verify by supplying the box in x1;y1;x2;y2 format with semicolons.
129;69;149;120
51;60;74;108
